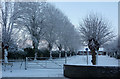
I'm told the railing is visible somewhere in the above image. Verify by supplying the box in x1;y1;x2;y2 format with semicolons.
25;57;66;70
2;59;25;71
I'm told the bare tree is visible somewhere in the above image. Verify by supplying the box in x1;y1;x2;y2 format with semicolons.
14;28;31;49
1;2;23;62
16;2;47;60
54;13;70;58
104;37;119;58
79;13;114;65
61;18;74;58
67;28;82;56
43;3;69;59
44;4;59;58
1;2;20;49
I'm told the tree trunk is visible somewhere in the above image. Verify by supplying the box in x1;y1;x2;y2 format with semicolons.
91;50;96;65
58;44;62;58
50;50;52;59
34;52;37;61
2;42;4;60
65;51;67;58
4;49;8;63
70;51;71;57
88;38;100;65
65;51;67;63
59;51;61;58
2;43;9;63
48;43;52;59
33;40;39;60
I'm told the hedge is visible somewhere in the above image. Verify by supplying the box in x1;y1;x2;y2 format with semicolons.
7;47;76;59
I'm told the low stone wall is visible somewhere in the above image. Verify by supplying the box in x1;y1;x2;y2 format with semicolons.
64;64;120;78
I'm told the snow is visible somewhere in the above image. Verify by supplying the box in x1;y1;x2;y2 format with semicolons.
67;55;119;66
2;55;119;77
3;69;63;77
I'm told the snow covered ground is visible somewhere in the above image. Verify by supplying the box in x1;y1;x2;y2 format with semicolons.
2;55;119;77
67;55;119;66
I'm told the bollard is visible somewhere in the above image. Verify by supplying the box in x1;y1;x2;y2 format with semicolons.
25;57;27;70
65;52;67;64
85;48;89;65
87;50;89;65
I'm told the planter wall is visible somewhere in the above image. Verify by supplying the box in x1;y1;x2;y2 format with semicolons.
64;64;120;78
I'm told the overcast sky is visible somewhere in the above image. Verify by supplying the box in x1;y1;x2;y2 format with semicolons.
51;2;118;36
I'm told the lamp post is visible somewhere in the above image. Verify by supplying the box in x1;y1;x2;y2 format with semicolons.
85;48;89;65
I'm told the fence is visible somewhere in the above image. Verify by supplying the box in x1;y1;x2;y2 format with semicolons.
25;57;66;70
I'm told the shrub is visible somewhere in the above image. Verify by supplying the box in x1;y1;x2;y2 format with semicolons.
24;47;36;57
116;55;120;59
8;50;27;59
38;48;50;57
8;47;76;60
61;51;65;57
24;48;50;57
52;51;59;58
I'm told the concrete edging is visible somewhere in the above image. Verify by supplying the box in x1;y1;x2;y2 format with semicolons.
64;64;120;78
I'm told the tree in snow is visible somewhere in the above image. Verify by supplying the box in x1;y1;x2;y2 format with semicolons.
79;13;114;65
1;2;19;49
67;28;81;56
14;28;31;49
61;18;74;57
54;13;81;58
1;2;22;61
16;2;48;60
104;37;119;58
43;3;64;59
54;13;71;58
42;3;76;59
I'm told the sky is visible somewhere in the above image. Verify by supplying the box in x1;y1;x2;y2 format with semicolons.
50;2;118;51
51;2;118;36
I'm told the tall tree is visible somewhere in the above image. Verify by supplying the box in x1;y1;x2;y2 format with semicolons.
1;2;20;50
54;12;70;58
67;28;81;55
16;2;47;60
79;13;114;65
104;37;119;58
43;3;67;58
1;2;23;61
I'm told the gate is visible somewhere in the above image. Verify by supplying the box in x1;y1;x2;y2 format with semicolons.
25;57;66;70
